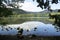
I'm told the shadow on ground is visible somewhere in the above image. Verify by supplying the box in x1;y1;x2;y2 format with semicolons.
0;35;60;40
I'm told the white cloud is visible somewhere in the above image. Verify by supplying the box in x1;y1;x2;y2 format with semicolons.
51;3;60;10
20;2;44;12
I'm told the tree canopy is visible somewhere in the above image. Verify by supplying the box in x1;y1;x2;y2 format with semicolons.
0;0;25;17
0;0;12;17
0;0;60;12
33;0;59;9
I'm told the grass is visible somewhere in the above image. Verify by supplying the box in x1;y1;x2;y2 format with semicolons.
0;12;56;24
50;12;60;15
0;17;54;24
1;12;60;24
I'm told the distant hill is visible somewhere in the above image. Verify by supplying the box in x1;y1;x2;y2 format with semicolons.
11;8;60;14
11;8;27;14
11;8;40;14
26;9;60;14
40;9;59;13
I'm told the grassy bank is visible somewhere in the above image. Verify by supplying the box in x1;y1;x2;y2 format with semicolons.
1;12;60;24
0;12;56;24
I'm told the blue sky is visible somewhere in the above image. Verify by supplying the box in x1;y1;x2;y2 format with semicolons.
20;0;60;12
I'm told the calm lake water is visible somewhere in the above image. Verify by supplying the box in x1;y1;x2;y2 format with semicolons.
0;21;60;36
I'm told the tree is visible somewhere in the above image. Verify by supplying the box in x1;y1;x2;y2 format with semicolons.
33;0;59;9
0;0;13;27
0;0;25;20
0;0;13;17
5;0;25;8
0;0;24;31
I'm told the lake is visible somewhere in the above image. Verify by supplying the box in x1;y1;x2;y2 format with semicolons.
0;21;60;36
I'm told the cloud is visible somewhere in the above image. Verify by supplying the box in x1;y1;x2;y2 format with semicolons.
51;3;60;10
20;2;44;12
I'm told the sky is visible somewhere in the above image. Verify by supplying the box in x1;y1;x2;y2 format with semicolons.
20;0;60;12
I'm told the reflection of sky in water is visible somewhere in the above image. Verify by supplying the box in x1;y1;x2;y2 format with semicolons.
0;21;60;36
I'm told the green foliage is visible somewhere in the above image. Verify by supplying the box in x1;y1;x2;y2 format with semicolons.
0;7;13;25
0;7;13;17
52;0;58;4
49;13;60;27
0;0;13;17
0;0;13;25
0;0;2;5
34;0;59;9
